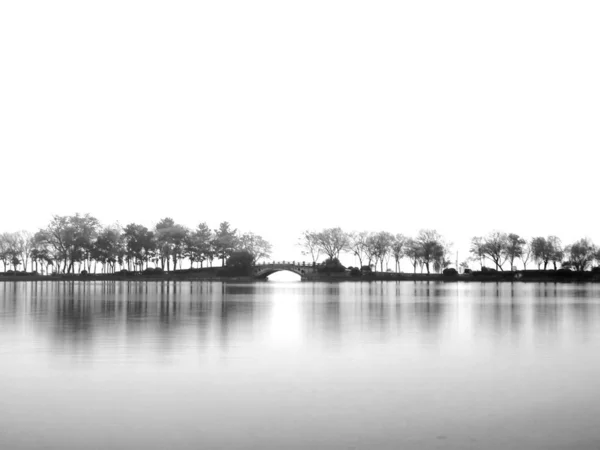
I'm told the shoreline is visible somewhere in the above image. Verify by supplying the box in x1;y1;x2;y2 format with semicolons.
1;271;599;283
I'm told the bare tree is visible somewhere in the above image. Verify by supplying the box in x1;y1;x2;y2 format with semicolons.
299;230;320;264
237;232;272;264
469;237;486;270
404;238;422;274
0;233;10;272
482;231;509;271
521;240;532;270
11;231;34;272
364;234;378;270
315;228;349;261
369;231;394;272
0;232;22;271
347;231;369;268
391;233;407;272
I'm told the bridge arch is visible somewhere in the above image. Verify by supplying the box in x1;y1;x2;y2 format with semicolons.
252;262;319;280
254;267;307;279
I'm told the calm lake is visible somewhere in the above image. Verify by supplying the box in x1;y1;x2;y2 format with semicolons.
1;280;600;450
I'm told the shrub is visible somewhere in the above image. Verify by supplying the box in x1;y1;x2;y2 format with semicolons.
443;268;458;276
80;270;88;276
227;251;254;268
317;258;346;273
555;268;574;278
350;267;361;277
225;251;254;276
117;269;137;277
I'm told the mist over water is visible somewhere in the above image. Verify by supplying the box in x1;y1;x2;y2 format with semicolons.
1;280;600;450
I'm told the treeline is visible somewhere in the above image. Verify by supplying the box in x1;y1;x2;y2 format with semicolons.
300;228;600;273
0;214;272;275
469;232;600;272
300;228;450;274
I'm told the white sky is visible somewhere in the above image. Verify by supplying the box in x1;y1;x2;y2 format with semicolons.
1;1;599;266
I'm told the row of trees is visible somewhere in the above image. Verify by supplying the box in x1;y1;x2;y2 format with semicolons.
299;228;451;274
469;232;600;272
0;214;272;274
300;228;600;274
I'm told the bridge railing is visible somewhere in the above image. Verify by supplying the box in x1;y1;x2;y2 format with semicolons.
255;261;324;267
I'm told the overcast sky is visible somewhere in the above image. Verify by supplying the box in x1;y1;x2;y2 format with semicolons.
1;1;598;266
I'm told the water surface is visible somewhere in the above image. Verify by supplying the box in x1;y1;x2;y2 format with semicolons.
1;280;600;449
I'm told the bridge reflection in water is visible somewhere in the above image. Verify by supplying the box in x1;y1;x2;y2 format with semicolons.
253;261;323;280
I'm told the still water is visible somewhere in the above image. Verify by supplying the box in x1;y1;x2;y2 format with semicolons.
1;280;600;450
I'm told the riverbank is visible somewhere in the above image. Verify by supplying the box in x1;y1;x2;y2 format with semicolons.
0;274;259;283
305;270;600;283
1;269;599;283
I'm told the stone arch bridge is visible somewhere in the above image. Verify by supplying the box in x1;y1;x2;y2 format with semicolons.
253;261;322;280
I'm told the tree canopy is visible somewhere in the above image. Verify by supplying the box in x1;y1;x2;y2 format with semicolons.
0;214;272;274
